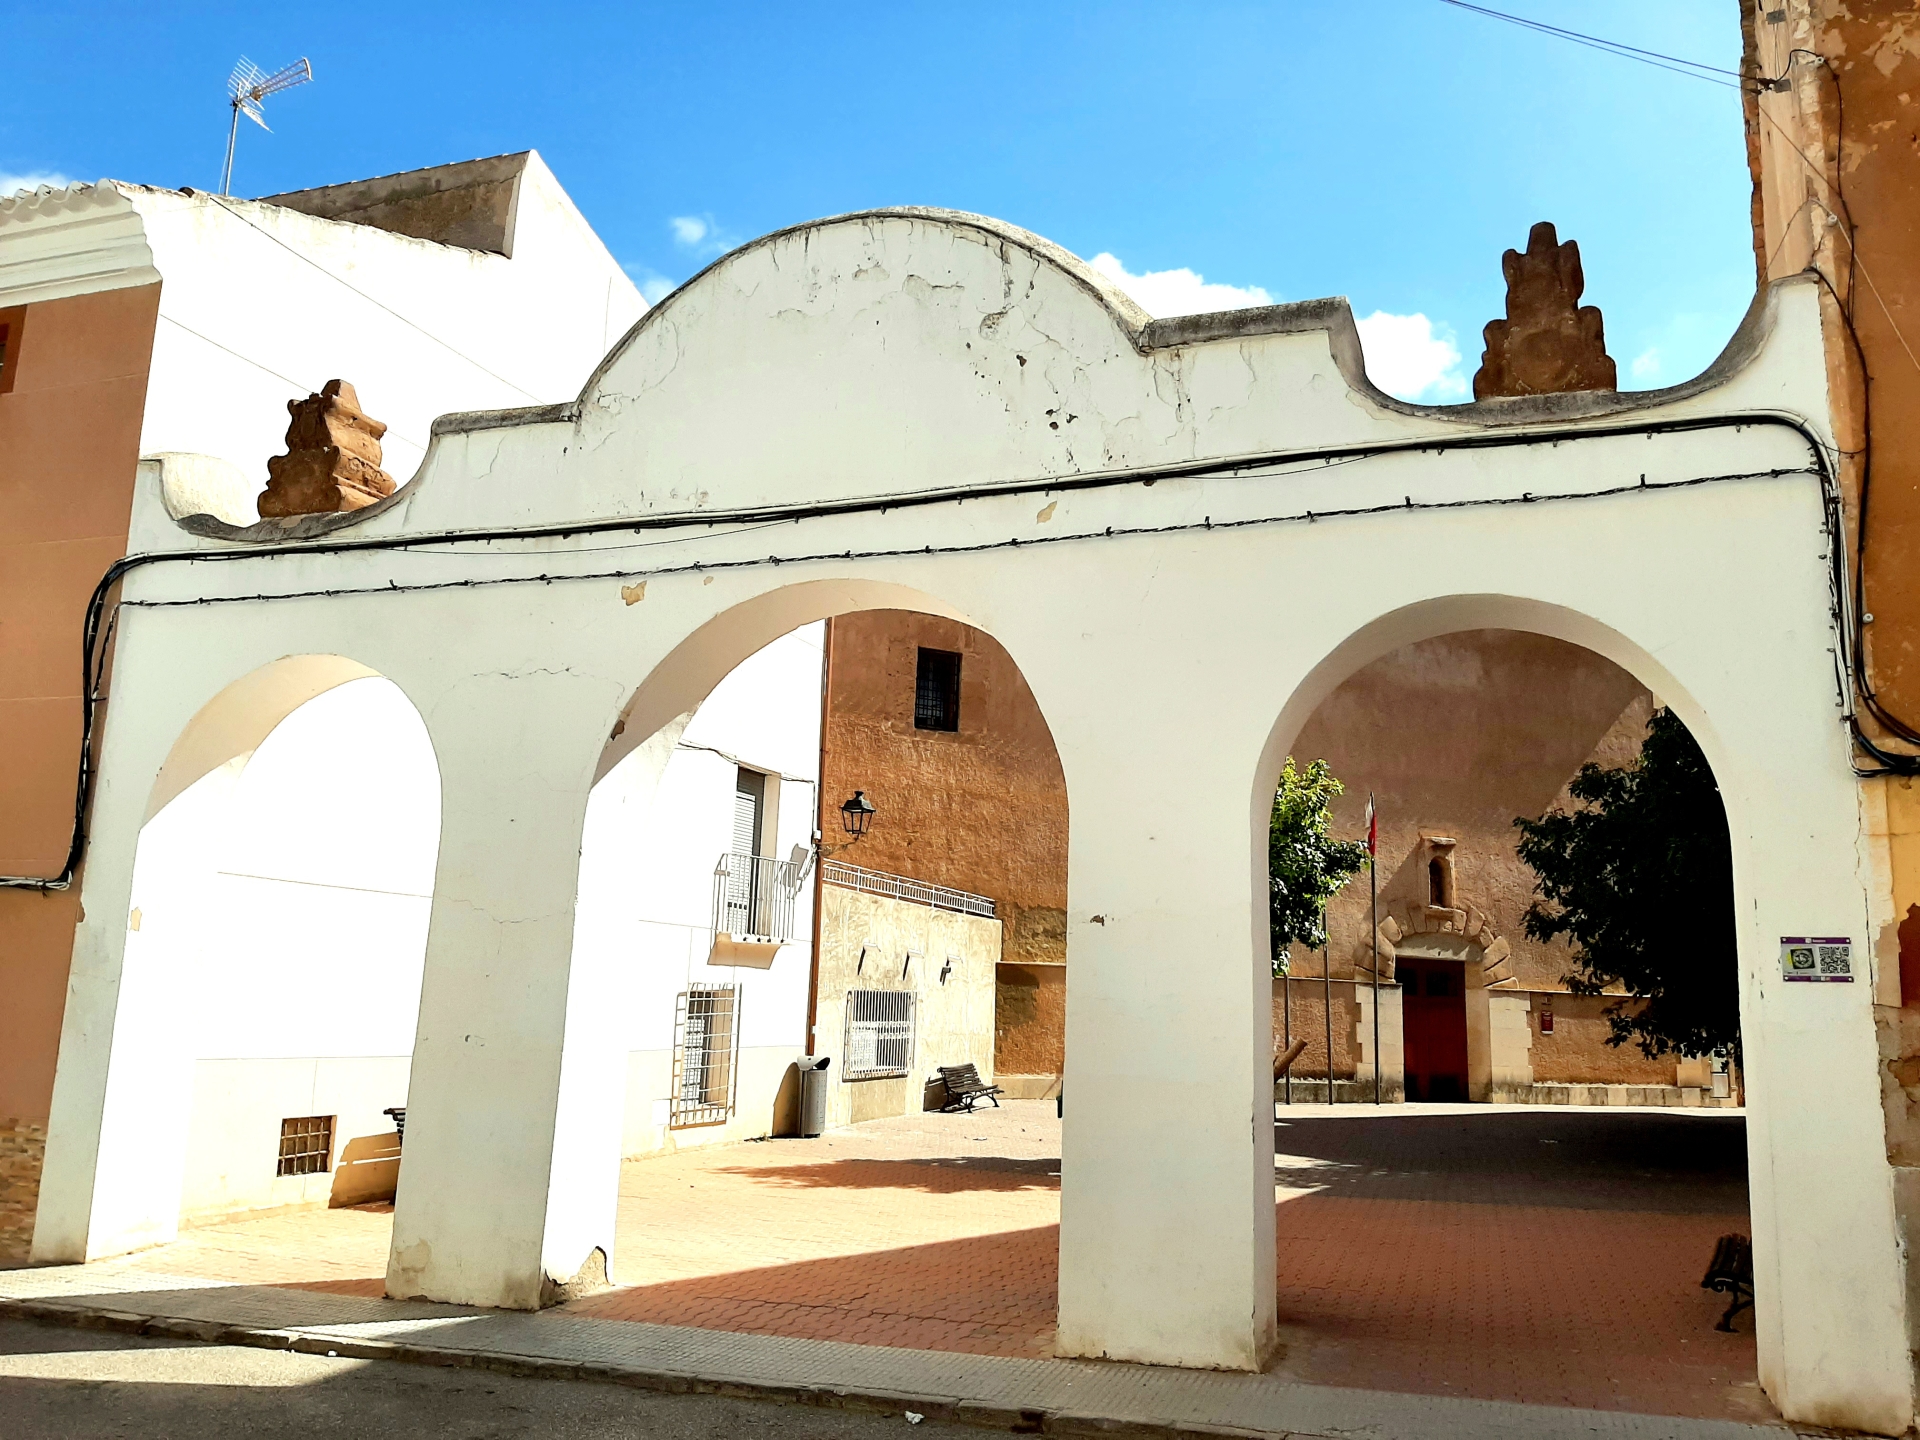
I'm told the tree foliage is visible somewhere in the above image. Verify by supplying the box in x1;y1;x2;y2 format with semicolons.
1269;757;1370;976
1513;707;1739;1059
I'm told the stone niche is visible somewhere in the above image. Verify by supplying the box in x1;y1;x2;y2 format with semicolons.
257;379;396;517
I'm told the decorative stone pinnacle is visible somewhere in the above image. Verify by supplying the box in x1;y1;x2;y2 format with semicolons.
1472;222;1617;400
257;379;396;517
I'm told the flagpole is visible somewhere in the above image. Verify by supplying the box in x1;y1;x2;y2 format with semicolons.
1370;790;1381;1106
1323;944;1333;1106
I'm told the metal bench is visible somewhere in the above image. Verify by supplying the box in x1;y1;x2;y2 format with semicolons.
1701;1232;1754;1331
384;1106;407;1144
936;1063;1004;1113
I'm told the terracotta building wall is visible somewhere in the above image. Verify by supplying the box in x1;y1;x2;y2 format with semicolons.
1290;629;1686;1087
0;283;158;1257
0;287;159;1105
820;611;1069;1078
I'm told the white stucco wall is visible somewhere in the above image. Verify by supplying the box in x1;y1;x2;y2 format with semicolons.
131;154;644;498
0;154;644;513
575;622;824;1159
37;209;1913;1431
130;625;824;1221
123;676;435;1222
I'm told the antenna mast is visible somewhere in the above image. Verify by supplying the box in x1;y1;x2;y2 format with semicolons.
221;56;314;196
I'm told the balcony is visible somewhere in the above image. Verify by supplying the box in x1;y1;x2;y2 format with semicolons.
709;852;805;968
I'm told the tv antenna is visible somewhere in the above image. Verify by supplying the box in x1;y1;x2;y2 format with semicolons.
221;55;313;196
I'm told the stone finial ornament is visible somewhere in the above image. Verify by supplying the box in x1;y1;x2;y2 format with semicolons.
1472;222;1617;400
257;379;396;517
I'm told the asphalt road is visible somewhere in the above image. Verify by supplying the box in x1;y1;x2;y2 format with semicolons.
0;1317;973;1438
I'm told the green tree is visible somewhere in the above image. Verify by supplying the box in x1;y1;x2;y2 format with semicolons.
1513;707;1739;1059
1269;757;1370;976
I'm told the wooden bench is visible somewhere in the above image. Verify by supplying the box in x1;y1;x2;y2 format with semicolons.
936;1064;1004;1113
1701;1232;1753;1332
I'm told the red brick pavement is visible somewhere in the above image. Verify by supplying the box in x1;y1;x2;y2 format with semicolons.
113;1103;1766;1422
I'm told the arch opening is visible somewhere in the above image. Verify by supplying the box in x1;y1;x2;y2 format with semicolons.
557;586;1072;1357
1258;602;1750;1417
126;659;442;1259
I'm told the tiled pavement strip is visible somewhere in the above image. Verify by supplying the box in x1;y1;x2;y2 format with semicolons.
0;1267;1791;1440
0;1103;1803;1440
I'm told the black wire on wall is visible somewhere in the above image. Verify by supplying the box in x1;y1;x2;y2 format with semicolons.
1;409;1849;893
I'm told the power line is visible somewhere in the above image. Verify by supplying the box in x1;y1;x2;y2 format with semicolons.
203;193;545;402
1437;1;1754;91
157;313;430;453
112;463;1822;619
0;409;1849;892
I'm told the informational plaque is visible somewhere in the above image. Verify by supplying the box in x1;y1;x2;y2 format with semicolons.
1780;937;1854;983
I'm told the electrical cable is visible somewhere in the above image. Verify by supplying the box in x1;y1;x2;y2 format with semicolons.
1437;1;1756;90
0;409;1846;892
157;313;431;454
202;193;545;403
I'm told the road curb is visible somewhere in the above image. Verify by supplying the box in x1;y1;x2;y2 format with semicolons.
0;1297;1288;1440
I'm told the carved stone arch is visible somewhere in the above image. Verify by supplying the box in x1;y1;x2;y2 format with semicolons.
1353;895;1516;990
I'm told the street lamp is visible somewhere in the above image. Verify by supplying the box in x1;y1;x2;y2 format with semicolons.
840;790;875;839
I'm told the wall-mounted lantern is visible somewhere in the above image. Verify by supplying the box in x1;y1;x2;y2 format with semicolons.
840;790;876;839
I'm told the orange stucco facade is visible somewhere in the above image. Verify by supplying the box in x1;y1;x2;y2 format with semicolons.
818;611;1069;1080
0;282;159;1256
1293;629;1685;1091
0;287;160;1106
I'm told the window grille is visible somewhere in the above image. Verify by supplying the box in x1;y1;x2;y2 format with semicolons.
713;851;804;941
844;989;915;1079
671;984;740;1127
914;648;961;731
277;1115;335;1176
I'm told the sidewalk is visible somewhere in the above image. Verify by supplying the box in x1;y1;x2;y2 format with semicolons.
0;1259;1793;1440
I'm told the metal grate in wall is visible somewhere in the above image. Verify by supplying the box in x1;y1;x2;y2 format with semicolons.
277;1115;335;1176
671;984;741;1127
844;989;916;1079
914;648;962;731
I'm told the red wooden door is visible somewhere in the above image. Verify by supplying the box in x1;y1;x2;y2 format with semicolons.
1400;957;1469;1102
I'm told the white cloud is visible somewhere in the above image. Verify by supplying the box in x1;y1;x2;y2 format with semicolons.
1088;252;1274;318
624;264;676;305
668;213;739;260
1630;347;1662;382
1354;311;1469;403
0;170;75;199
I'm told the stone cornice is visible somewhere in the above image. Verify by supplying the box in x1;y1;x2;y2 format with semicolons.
0;182;158;307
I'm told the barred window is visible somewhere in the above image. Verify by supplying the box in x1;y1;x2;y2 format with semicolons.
914;648;961;732
277;1115;335;1176
672;984;740;1127
844;989;915;1079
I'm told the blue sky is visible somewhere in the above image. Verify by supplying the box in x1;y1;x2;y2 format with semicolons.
2;2;1753;401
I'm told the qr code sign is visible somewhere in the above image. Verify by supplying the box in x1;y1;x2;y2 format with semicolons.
1781;937;1853;982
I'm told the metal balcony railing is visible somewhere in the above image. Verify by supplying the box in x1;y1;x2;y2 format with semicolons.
712;852;804;942
820;859;996;918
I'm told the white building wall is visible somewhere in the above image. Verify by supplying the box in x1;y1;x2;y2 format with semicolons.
575;623;825;1158
149;622;823;1219
133;155;644;493
128;676;437;1221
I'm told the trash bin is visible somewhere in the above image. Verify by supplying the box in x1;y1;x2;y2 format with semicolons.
798;1055;832;1137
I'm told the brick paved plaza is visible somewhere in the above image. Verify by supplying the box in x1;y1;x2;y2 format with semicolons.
102;1100;1767;1424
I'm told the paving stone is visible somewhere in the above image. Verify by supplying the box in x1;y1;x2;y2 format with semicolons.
0;1102;1785;1436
